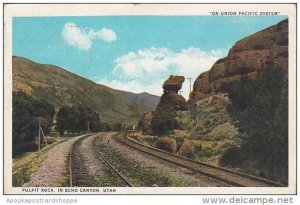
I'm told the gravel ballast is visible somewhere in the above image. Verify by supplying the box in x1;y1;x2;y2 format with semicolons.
23;135;85;187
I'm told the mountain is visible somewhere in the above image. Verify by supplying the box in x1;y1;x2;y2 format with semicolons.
12;56;158;123
190;19;288;102
115;90;160;110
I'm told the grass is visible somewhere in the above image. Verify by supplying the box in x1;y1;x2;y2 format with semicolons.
93;170;125;187
12;139;64;187
13;152;36;164
54;167;71;187
129;134;159;147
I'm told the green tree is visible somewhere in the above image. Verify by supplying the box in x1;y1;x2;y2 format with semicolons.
56;105;99;135
152;107;178;135
227;67;288;183
137;119;143;131
12;91;55;154
56;106;70;135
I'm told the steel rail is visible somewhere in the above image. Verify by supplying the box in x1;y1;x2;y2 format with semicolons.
69;133;94;187
116;134;284;187
92;136;133;187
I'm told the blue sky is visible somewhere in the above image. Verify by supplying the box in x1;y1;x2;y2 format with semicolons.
13;15;287;98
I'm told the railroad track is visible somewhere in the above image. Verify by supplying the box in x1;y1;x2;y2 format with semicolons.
69;134;94;187
92;135;133;187
69;133;133;187
116;134;284;187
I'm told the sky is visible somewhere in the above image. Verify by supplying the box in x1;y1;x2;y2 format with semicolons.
13;15;287;99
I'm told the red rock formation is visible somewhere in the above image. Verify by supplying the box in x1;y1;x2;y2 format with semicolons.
163;75;185;91
177;140;195;159
158;75;188;110
142;111;154;135
155;137;177;153
141;75;187;134
190;19;288;103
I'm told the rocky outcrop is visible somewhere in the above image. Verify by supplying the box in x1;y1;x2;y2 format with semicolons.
190;19;288;102
177;140;195;159
163;75;185;91
155;137;177;153
141;111;154;135
141;75;187;135
158;75;188;111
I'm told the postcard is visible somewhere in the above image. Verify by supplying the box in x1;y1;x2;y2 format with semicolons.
3;3;297;195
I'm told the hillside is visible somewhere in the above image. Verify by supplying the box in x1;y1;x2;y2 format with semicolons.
139;19;289;184
12;56;158;123
179;19;288;183
115;90;160;110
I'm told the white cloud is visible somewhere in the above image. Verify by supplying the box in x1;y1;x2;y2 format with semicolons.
62;22;92;51
62;22;117;51
97;28;117;42
98;47;227;99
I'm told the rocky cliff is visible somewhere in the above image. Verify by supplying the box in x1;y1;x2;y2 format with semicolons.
142;75;187;134
190;19;288;102
159;75;188;111
141;111;154;135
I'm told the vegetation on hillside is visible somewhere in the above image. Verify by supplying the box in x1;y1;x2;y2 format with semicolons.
12;91;55;155
56;105;99;135
56;105;124;135
222;67;288;184
168;94;242;163
13;56;156;124
151;107;178;135
138;67;288;184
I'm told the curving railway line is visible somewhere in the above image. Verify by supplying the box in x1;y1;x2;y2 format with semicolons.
69;133;133;187
68;132;284;187
115;134;284;187
91;136;133;187
69;134;93;187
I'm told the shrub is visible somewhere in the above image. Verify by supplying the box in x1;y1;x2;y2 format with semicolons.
228;67;288;183
199;147;214;158
177;140;195;159
169;135;184;150
152;108;178;135
194;143;202;154
219;146;242;166
155;137;177;153
13;91;55;155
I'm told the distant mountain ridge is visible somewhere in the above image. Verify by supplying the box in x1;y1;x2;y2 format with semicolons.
115;90;160;110
13;56;159;123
